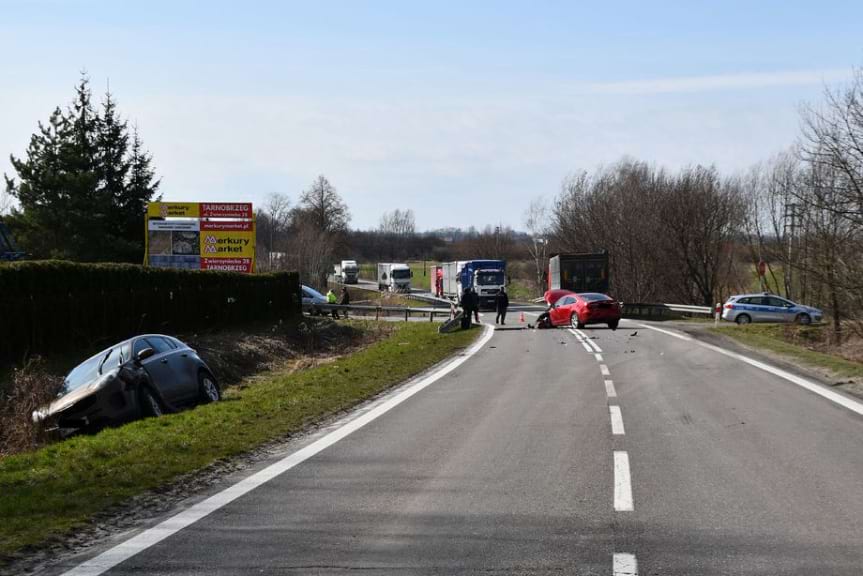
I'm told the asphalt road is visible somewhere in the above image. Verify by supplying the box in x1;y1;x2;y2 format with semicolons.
54;320;863;575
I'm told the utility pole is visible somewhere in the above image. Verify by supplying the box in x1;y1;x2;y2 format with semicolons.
783;202;800;300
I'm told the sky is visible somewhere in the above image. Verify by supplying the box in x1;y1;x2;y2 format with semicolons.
1;0;862;230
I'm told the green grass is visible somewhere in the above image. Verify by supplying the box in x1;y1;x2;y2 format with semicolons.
0;322;479;560
710;324;863;379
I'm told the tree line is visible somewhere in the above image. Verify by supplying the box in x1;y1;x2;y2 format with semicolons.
4;75;160;262
536;67;863;336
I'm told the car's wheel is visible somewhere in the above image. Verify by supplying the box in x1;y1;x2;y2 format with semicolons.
796;313;812;325
608;320;619;330
735;314;751;325
198;371;220;403
139;386;163;418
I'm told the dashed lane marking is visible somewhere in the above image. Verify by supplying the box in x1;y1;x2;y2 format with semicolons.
609;405;625;435
613;553;638;575
600;364;610;376
605;379;617;398
595;353;604;362
614;451;634;511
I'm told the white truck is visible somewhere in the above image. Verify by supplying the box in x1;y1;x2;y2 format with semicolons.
377;262;412;292
334;260;359;284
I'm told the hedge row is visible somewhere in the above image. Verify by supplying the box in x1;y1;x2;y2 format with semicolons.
0;261;300;363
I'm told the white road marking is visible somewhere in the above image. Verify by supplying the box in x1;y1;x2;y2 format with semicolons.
595;353;604;362
575;328;603;352
609;405;625;435
568;328;595;352
613;552;638;575
636;322;692;341
638;323;863;417
605;379;617;398
60;327;496;576
614;451;634;511
600;364;610;376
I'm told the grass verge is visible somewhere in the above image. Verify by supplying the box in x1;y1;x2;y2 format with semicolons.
0;322;479;560
709;324;863;380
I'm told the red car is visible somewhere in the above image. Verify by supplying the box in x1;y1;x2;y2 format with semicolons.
544;290;621;330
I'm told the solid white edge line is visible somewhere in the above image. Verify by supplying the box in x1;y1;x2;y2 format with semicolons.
636;322;692;341
638;323;863;417
61;325;496;576
605;379;617;398
613;552;638;575
614;451;634;511
595;353;604;362
600;364;610;376
609;405;625;435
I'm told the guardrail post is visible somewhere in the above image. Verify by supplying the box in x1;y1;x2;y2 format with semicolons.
714;302;721;326
405;308;409;322
430;310;434;322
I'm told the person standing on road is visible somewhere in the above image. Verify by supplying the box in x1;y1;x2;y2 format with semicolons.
338;287;350;319
495;287;509;325
471;287;481;323
460;287;473;329
327;288;339;320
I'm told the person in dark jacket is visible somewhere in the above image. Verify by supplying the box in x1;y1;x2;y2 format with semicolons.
338;287;350;319
471;287;481;323
495;287;509;325
460;287;473;329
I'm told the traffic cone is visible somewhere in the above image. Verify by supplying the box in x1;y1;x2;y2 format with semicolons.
520;311;525;323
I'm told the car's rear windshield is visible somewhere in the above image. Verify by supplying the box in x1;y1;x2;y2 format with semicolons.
579;293;612;302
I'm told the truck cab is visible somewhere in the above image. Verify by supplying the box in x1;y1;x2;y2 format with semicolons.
469;266;506;309
377;262;412;292
339;260;359;284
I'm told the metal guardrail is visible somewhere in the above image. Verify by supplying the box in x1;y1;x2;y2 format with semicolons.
305;302;455;322
621;302;713;318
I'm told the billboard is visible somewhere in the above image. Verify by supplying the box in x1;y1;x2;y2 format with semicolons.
144;202;256;273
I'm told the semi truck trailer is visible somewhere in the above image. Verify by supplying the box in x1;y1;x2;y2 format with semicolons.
548;252;609;293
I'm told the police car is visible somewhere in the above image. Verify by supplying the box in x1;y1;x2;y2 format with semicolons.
721;293;823;325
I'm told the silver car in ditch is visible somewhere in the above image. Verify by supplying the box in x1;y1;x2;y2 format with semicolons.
721;293;823;325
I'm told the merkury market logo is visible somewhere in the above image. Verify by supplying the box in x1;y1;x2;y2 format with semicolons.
203;235;251;254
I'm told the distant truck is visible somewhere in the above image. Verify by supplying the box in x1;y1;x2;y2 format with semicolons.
0;220;25;261
548;252;609;294
334;260;359;284
441;260;506;310
377;262;412;292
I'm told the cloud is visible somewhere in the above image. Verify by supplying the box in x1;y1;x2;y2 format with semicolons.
576;68;850;95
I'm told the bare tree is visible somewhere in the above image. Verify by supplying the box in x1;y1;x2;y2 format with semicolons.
523;197;551;294
263;192;291;269
660;166;745;306
800;68;863;227
299;175;350;233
